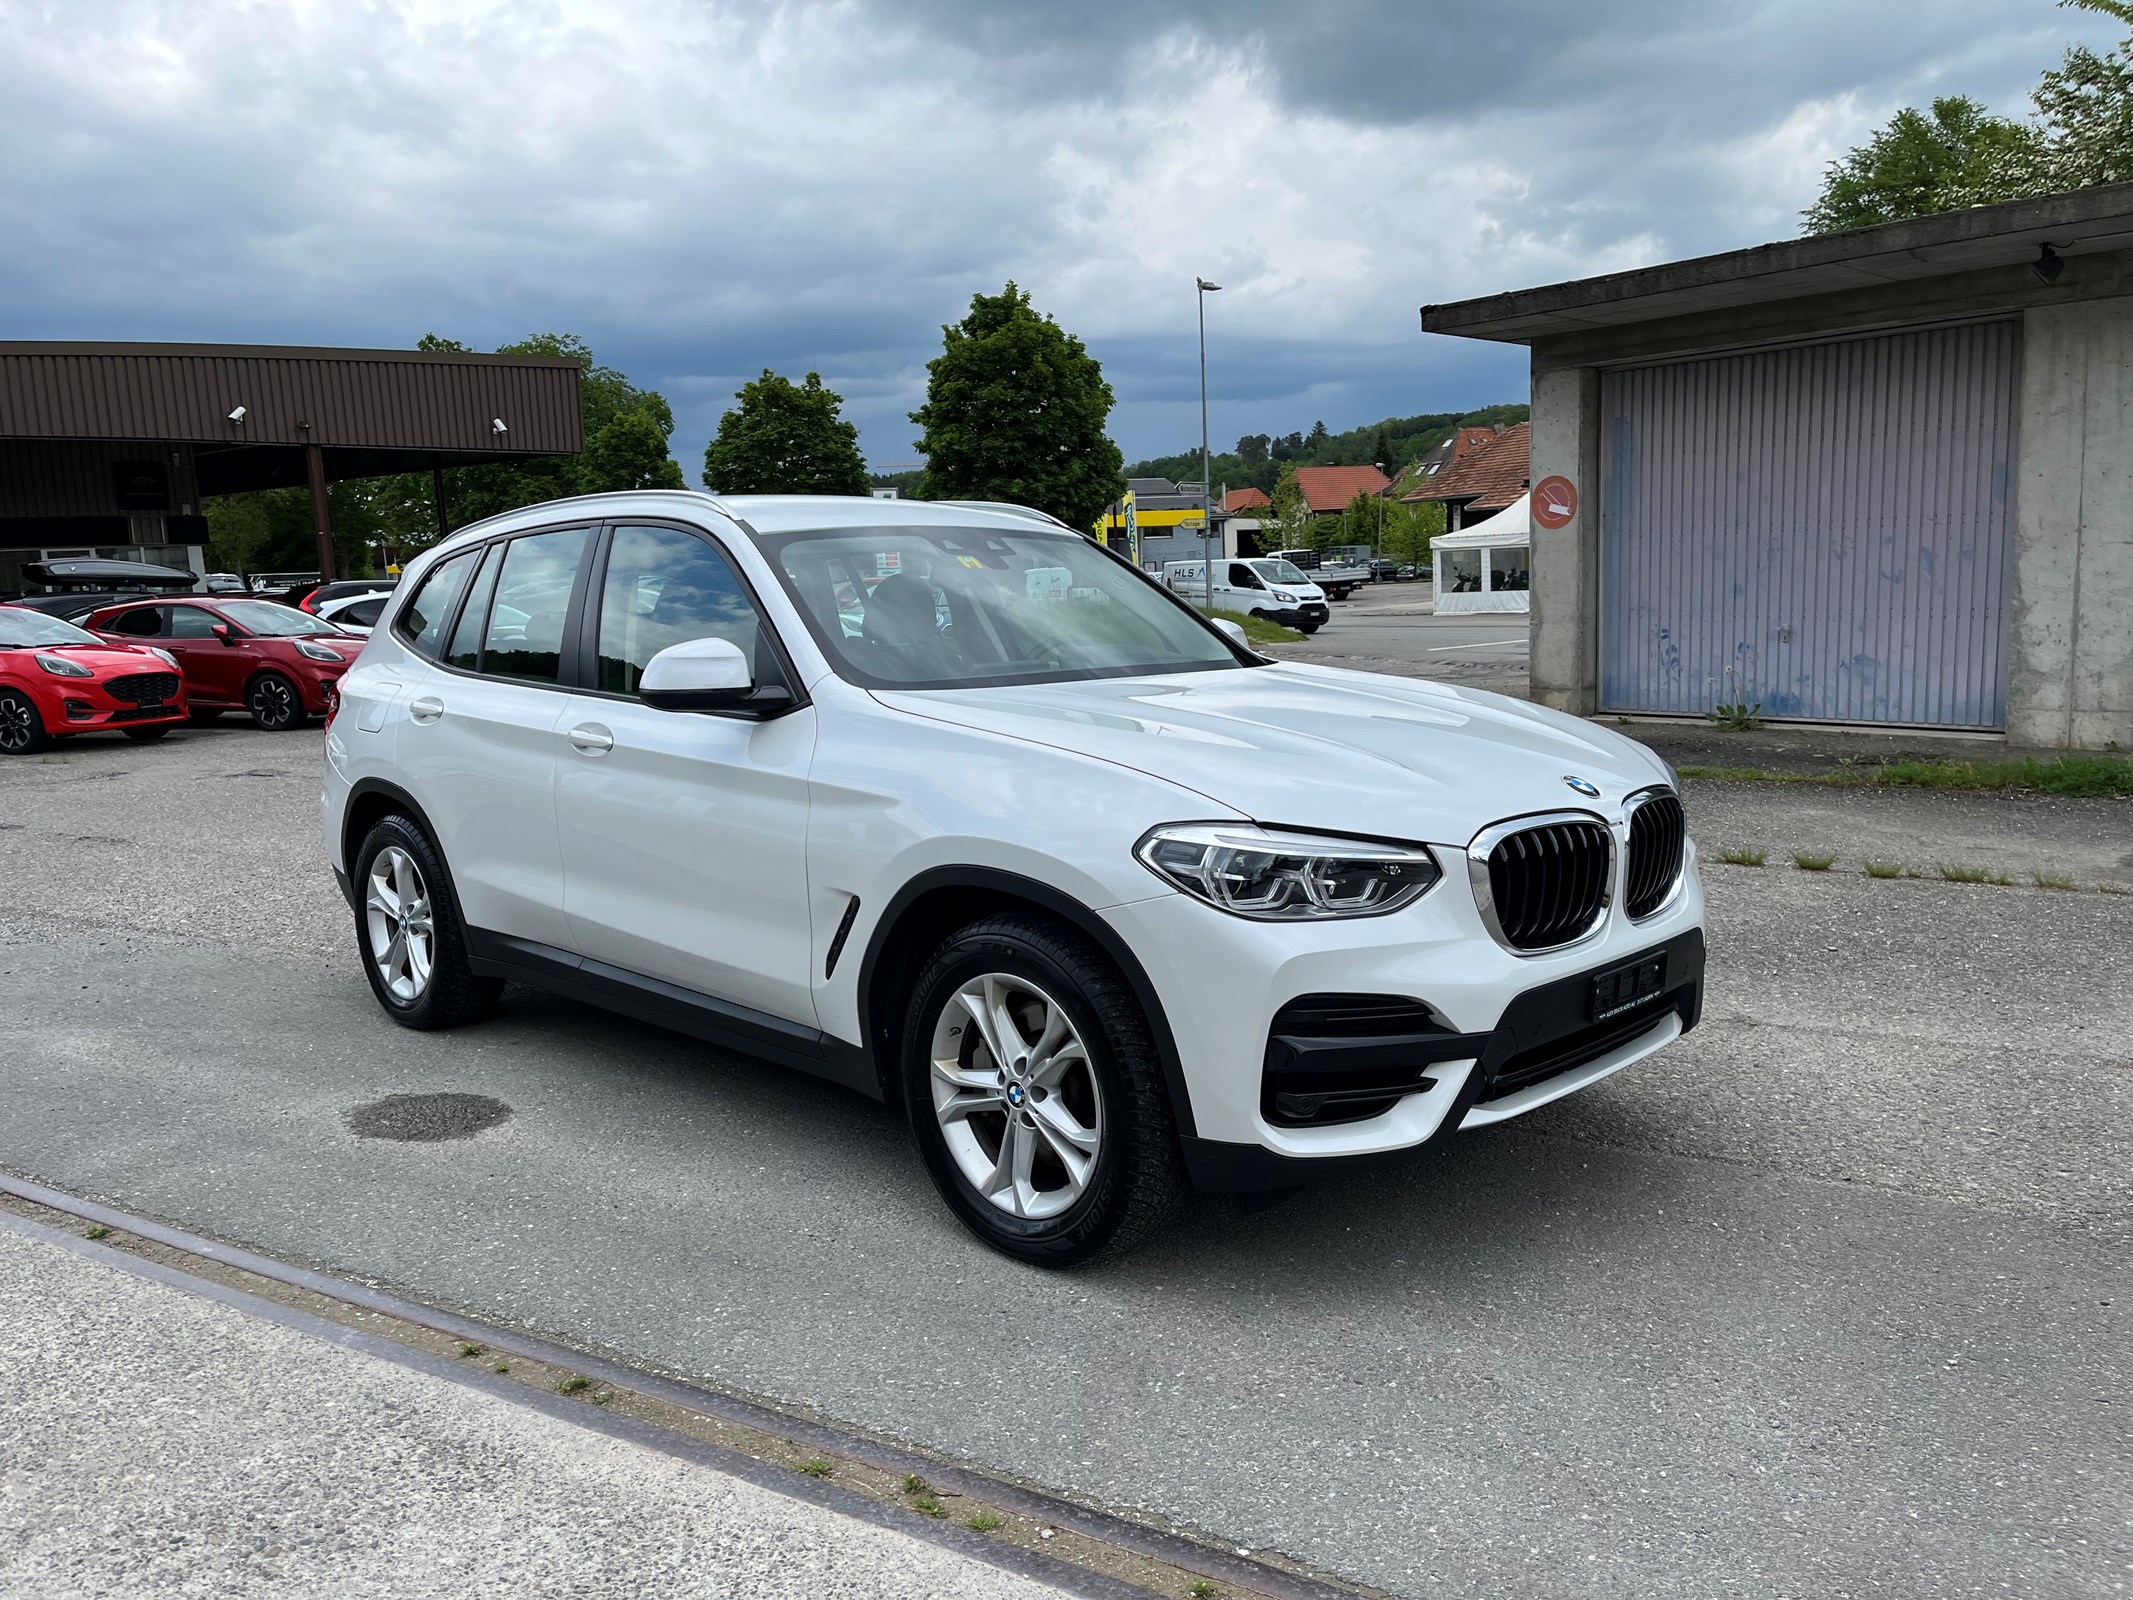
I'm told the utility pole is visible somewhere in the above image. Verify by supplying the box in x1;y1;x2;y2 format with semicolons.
1196;277;1221;614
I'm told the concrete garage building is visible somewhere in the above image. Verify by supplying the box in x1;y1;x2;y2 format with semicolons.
0;342;583;593
1422;183;2133;749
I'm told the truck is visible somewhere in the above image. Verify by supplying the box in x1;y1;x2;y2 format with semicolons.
1268;546;1371;601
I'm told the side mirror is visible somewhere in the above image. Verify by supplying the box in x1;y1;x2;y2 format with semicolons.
1211;618;1249;649
639;636;792;715
212;623;238;646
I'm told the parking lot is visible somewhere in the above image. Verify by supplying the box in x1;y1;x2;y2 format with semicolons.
1269;582;1531;699
2;716;2127;1597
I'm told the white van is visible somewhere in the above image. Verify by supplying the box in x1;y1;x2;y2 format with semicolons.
1160;557;1330;634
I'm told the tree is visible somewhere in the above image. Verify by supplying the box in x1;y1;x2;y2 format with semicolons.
2025;4;2133;191
1343;489;1385;552
1307;419;1329;450
1235;433;1269;464
1803;96;2038;233
910;283;1124;530
703;370;869;495
1265;464;1312;549
202;492;274;579
1370;426;1394;473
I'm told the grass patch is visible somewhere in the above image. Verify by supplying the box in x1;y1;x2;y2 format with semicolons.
1715;848;1767;867
2033;871;2076;890
795;1459;834;1479
1191;1584;1220;1600
966;1511;1003;1534
556;1375;592;1395
1199;606;1305;645
1791;853;1836;871
84;1224;111;1241
1862;860;1903;879
456;1341;482;1359
1678;754;2133;797
1938;864;2013;885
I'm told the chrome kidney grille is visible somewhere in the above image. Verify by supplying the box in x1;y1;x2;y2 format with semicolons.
1624;790;1687;919
1468;815;1614;952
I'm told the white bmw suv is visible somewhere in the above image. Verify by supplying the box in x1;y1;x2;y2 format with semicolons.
324;492;1704;1263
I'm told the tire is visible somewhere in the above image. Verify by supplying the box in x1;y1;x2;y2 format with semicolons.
121;724;173;743
188;708;225;725
903;913;1186;1266
351;814;502;1030
1298;625;1320;636
0;689;51;755
247;672;306;731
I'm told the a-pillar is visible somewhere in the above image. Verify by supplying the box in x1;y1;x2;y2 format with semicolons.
304;443;337;581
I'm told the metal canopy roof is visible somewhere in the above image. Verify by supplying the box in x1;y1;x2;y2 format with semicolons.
1421;182;2133;344
0;341;583;494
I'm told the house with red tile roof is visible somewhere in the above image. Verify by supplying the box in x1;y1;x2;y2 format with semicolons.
1396;426;1500;499
1291;464;1391;514
1223;486;1271;513
1403;422;1529;532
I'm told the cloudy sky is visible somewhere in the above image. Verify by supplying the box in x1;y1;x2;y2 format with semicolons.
3;1;2117;471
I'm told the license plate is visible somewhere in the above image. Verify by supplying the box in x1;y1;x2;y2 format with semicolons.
1591;953;1667;1021
138;699;164;710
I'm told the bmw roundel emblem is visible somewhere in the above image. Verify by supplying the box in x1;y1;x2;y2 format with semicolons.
1005;1083;1026;1108
1562;775;1601;797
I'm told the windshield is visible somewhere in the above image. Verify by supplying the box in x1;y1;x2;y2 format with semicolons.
216;600;347;637
767;527;1249;689
1251;559;1310;586
0;608;102;648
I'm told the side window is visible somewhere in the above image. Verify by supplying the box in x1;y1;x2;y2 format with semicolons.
396;549;479;660
1228;563;1258;588
445;543;504;672
108;608;164;638
594;525;770;696
342;596;387;628
166;606;220;638
480;527;589;684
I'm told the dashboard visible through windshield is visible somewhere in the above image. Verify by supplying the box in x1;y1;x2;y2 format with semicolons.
767;527;1252;690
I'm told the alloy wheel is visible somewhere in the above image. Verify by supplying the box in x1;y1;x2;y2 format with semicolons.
0;696;34;752
929;973;1103;1220
252;676;296;728
365;845;436;1003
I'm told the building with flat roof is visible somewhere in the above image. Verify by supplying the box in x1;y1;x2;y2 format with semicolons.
0;341;583;592
1422;182;2133;748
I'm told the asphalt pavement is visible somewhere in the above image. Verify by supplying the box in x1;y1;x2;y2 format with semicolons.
1;709;2128;1598
1267;583;1529;697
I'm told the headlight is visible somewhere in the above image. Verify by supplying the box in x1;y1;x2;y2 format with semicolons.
150;648;179;670
1272;590;1297;603
35;653;93;678
296;640;345;662
1136;823;1440;920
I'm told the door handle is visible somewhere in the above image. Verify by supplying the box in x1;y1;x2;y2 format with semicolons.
567;722;614;755
409;696;444;724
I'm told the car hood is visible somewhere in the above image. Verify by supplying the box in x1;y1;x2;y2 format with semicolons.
26;642;175;675
873;663;1671;845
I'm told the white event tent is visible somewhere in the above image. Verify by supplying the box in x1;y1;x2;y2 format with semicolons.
1431;490;1532;614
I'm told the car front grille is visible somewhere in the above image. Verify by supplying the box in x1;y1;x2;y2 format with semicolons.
1474;818;1613;952
1624;791;1686;919
106;672;181;705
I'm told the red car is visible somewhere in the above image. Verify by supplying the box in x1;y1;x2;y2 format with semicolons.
87;597;360;731
0;604;189;754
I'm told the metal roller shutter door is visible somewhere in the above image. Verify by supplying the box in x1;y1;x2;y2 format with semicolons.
1598;322;2019;728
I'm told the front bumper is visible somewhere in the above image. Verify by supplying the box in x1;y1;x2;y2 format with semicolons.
38;677;188;734
1267;604;1330;629
1104;840;1707;1188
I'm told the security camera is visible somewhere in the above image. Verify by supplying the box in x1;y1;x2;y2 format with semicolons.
2033;243;2065;285
491;418;508;435
227;405;247;423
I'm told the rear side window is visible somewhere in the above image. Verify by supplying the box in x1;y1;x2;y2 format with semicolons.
106;608;164;638
341;596;388;628
479;527;589;684
445;544;503;672
166;606;220;638
396;549;479;659
593;525;770;695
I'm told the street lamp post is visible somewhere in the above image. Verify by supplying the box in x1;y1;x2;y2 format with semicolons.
1196;277;1221;614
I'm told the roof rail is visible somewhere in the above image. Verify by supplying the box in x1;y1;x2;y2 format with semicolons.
933;500;1075;531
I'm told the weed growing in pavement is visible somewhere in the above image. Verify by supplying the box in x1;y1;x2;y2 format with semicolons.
83;1224;110;1240
557;1375;591;1395
491;1362;510;1374
1716;848;1767;867
903;1473;930;1496
1705;700;1763;731
966;1511;1003;1533
1192;1583;1219;1598
1792;853;1836;871
456;1342;482;1358
796;1459;834;1479
912;1495;947;1518
1939;865;2012;885
2034;872;2076;890
1863;861;1904;879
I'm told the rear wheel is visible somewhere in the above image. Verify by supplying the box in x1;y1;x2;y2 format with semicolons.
248;672;306;731
120;725;173;743
903;914;1185;1266
0;690;51;755
351;814;501;1029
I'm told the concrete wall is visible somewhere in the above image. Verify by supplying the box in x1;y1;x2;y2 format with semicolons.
2012;297;2133;749
1521;248;2133;748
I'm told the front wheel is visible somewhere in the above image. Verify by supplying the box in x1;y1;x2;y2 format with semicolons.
0;689;51;755
903;914;1185;1266
351;815;501;1029
248;672;306;731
